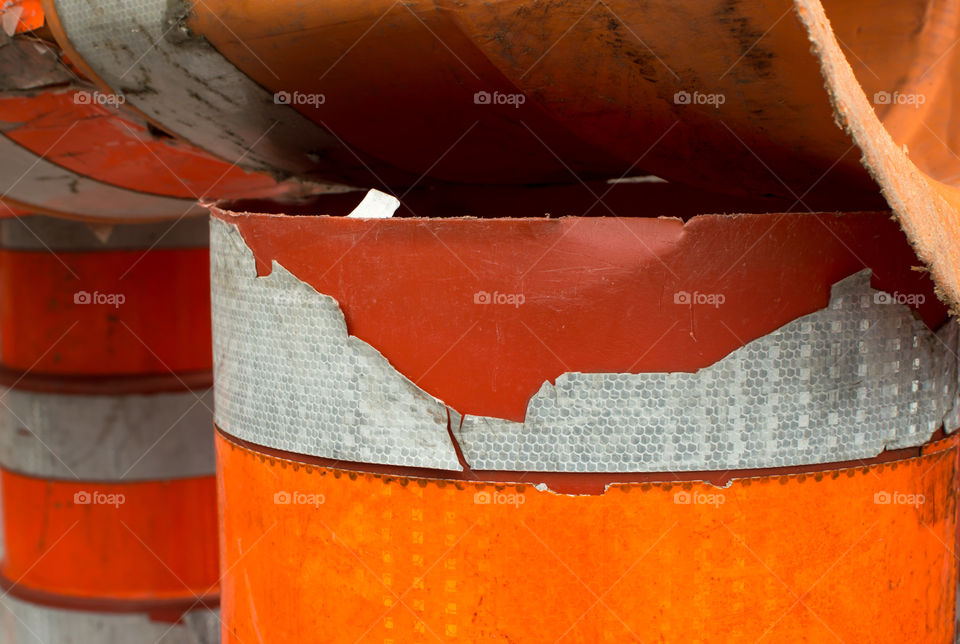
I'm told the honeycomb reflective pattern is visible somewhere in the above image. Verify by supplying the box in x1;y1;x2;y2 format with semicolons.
52;0;341;177
212;217;958;473
0;389;215;480
456;271;959;471
210;218;461;470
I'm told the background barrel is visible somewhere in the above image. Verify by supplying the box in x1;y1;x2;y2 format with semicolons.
0;214;219;643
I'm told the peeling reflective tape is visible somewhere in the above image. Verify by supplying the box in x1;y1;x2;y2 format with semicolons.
213;216;958;473
216;430;960;643
457;272;959;471
346;189;399;219
48;0;353;184
211;218;461;470
0;388;214;480
0;595;202;644
0;215;208;251
0;132;204;220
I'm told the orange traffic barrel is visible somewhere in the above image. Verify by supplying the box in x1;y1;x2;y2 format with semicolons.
0;1;334;222
34;0;958;199
0;214;218;642
34;0;960;308
208;185;959;642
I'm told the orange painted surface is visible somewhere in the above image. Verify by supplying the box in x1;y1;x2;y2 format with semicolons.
2;0;43;33
0;469;218;603
0;248;211;375
214;202;947;421
217;430;959;643
0;90;289;201
182;0;953;204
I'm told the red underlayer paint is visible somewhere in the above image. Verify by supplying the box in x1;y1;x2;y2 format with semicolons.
212;187;944;422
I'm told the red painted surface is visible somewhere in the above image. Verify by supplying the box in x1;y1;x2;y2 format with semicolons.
0;469;218;605
0;247;212;376
213;194;944;421
0;90;289;201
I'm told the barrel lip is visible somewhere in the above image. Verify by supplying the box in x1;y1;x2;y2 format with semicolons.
0;367;213;394
0;573;219;616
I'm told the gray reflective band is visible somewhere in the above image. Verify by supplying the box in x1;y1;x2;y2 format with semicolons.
0;596;215;644
0;133;204;219
51;0;351;183
211;217;959;473
0;214;208;251
210;218;461;470
0;389;215;480
456;272;958;471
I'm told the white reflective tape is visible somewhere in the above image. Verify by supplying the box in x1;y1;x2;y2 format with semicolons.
0;596;213;644
51;0;353;185
346;189;400;219
211;216;959;473
211;218;461;470
0;389;215;480
0;133;204;219
456;272;958;471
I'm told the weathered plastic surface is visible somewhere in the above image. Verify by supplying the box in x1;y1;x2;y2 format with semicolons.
210;189;947;422
217;429;959;643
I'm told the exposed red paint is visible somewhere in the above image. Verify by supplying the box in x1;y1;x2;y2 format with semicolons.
212;191;945;421
0;247;212;376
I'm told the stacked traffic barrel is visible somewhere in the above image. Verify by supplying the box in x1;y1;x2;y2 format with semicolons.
0;215;218;642
3;0;960;641
208;185;960;642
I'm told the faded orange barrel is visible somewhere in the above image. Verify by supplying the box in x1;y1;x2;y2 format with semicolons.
209;187;960;642
0;215;218;643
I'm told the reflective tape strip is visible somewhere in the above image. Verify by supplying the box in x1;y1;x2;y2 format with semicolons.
216;429;960;643
0;132;204;220
211;218;460;470
0;595;209;644
211;217;958;472
0;388;214;480
0;469;218;603
456;272;958;471
47;0;354;185
0;214;208;251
